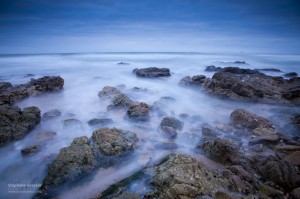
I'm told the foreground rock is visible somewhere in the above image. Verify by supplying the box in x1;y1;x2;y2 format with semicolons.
204;66;261;74
126;102;150;121
37;128;139;198
0;76;64;104
133;67;171;78
144;154;229;198
230;109;273;129
91;127;138;156
203;71;300;104
159;117;183;139
0;104;41;146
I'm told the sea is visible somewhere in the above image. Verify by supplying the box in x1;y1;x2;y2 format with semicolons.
0;52;299;199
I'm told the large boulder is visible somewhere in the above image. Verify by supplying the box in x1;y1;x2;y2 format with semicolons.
38;136;97;197
159;117;183;139
133;67;171;78
145;154;228;199
91;128;138;156
0;76;64;104
203;71;300;104
126;102;150;122
201;138;240;164
230;109;273;129
0;104;41;146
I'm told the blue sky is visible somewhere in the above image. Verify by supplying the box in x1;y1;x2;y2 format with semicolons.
0;0;299;54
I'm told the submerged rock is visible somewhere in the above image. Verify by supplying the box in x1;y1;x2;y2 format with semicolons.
21;145;42;156
159;117;183;139
91;128;138;156
126;102;150;122
203;71;300;104
36;131;57;141
256;68;282;72
0;104;41;146
230;109;273;129
0;76;64;104
87;118;113;126
42;110;61;120
63;118;81;127
133;67;171;78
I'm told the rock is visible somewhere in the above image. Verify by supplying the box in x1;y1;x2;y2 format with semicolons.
202;125;218;137
87;118;113;126
205;65;222;72
201;138;239;164
36;131;57;141
38;136;97;196
234;61;246;64
0;76;64;104
230;109;273;129
133;67;171;78
0;104;41;146
42;110;61;120
98;86;121;99
256;68;282;72
159;117;183;139
21;145;42;156
126;102;150;122
290;187;300;199
63;118;81;127
253;155;300;190
256;182;285;198
284;72;298;78
154;141;178;150
284;151;300;166
0;82;13;93
249;135;279;145
146;154;228;199
117;62;130;65
24;74;35;77
91;128;138;156
203;71;300;104
275;144;300;152
107;93;133;110
179;75;206;86
252;127;277;136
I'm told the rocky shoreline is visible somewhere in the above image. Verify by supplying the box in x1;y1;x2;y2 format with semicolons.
1;65;300;199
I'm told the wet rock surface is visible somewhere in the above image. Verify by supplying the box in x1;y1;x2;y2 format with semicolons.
159;116;183;139
133;67;171;78
201;138;240;164
203;71;300;104
230;109;273;129
126;102;150;121
0;76;64;104
179;75;206;86
0;104;41;146
38;128;139;197
91;127;138;156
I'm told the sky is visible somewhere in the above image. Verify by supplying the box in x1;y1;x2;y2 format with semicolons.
0;0;300;54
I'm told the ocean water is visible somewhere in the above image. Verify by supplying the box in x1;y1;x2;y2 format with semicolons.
0;52;299;199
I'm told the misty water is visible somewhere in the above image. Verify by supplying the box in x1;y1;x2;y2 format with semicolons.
0;52;300;199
